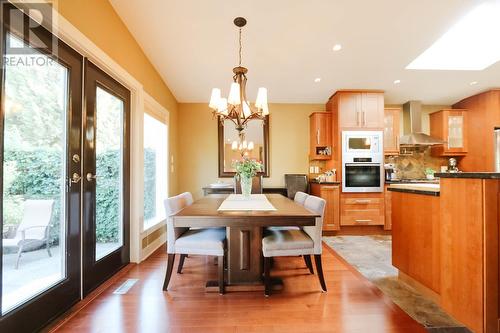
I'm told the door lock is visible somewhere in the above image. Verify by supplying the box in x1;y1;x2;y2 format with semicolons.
70;173;81;184
86;173;97;182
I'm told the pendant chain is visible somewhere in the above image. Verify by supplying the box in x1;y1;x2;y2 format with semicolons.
238;28;242;66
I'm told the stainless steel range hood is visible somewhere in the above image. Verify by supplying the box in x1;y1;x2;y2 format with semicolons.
399;101;446;146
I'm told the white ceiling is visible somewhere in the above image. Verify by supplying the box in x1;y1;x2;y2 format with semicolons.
109;0;500;105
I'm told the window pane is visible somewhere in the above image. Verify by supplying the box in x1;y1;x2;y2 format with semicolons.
95;87;124;260
2;34;68;314
143;114;167;230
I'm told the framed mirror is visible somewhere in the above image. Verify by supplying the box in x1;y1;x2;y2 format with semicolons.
218;116;269;177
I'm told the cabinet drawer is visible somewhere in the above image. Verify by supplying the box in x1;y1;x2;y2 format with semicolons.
342;197;383;205
341;214;384;226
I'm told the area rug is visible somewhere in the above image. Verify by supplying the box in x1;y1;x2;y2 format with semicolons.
323;236;471;333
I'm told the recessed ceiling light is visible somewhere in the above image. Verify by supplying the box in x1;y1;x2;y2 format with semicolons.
406;2;500;70
470;81;478;85
332;44;342;52
393;79;401;84
314;78;321;83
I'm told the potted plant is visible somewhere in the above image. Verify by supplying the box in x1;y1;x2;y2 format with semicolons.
425;168;435;180
233;158;262;197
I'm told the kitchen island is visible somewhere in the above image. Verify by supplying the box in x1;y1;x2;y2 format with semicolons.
389;173;500;333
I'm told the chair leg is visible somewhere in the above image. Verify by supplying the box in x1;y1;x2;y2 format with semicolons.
218;256;225;295
177;254;187;274
15;244;24;270
264;256;271;297
46;238;52;257
314;254;327;292
303;255;314;274
162;253;176;291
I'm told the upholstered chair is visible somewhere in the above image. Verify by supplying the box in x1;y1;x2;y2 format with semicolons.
262;195;327;296
163;192;226;294
267;191;309;232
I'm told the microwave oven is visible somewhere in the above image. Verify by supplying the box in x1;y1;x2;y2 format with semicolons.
342;131;384;192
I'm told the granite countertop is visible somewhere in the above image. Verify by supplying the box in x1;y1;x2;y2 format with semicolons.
309;180;341;185
387;183;440;196
435;172;500;179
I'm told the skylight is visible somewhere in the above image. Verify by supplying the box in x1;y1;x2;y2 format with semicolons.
406;1;500;70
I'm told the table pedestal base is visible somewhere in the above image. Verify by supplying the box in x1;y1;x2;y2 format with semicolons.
205;277;283;293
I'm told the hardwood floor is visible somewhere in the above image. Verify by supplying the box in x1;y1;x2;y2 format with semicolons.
51;244;425;333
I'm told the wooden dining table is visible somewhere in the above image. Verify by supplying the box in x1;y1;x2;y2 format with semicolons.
172;194;319;291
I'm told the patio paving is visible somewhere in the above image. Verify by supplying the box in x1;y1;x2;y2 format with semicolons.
2;242;119;314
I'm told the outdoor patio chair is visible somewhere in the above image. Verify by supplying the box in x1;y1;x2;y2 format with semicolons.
2;199;55;269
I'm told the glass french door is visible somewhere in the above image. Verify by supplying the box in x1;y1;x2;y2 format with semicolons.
82;60;130;296
0;4;82;332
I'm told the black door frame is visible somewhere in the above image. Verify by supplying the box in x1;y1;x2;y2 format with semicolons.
82;59;130;296
0;3;83;332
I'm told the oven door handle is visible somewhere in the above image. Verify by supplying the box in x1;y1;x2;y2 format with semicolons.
344;163;381;167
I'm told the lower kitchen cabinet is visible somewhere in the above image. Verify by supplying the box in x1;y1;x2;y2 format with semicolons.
340;192;385;226
384;185;392;230
310;183;340;231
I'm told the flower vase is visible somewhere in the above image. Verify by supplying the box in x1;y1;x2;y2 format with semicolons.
240;175;252;197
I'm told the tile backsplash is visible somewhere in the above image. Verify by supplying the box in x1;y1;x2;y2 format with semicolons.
385;148;449;179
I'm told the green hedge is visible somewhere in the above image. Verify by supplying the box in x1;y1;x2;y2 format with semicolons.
4;149;156;243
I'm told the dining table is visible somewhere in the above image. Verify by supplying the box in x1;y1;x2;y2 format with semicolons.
172;193;319;291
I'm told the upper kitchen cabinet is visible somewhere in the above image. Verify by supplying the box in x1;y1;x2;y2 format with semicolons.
327;90;384;129
383;108;400;155
309;112;332;160
430;109;468;157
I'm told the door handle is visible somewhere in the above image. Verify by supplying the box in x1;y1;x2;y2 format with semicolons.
86;173;97;182
70;173;81;184
355;199;371;204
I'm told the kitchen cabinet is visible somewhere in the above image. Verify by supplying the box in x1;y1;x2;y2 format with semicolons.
391;190;441;293
310;182;340;231
383;108;400;155
430;109;468;157
340;192;385;226
309;112;332;160
384;185;392;230
334;91;384;129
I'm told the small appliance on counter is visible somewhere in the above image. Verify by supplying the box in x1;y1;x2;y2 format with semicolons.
384;163;397;181
447;158;459;173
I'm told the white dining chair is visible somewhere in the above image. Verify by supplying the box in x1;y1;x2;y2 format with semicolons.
2;200;54;269
163;192;227;294
262;195;327;296
267;191;308;232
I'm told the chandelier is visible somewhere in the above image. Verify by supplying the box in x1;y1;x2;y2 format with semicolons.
208;17;269;134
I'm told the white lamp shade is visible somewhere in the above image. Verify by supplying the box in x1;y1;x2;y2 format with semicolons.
209;88;221;109
255;87;268;109
242;140;248;149
242;101;251;118
228;82;241;105
262;103;269;116
218;98;228;115
248;141;254;150
231;141;238;150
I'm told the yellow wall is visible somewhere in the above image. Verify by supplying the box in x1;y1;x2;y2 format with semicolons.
57;0;179;194
178;103;325;198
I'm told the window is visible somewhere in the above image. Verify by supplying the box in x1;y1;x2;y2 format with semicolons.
143;113;168;230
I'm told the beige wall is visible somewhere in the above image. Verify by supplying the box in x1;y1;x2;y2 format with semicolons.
57;0;179;194
178;103;325;198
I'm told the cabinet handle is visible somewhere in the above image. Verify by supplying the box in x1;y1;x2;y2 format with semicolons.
355;199;371;204
363;111;366;126
447;135;450;149
322;186;338;189
357;111;360;126
316;129;320;145
355;219;372;223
